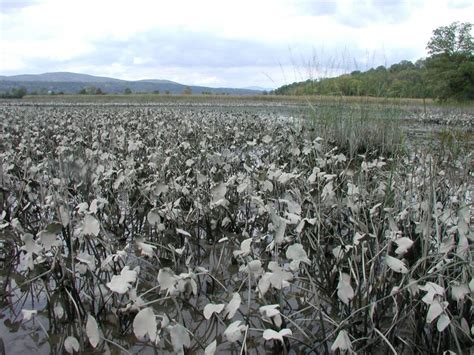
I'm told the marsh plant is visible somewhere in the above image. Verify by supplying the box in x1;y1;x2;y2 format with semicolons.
0;104;472;354
305;97;407;159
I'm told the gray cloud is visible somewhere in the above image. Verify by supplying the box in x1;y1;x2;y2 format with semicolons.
295;0;338;16
0;0;39;13
88;31;286;68
334;0;420;28
4;27;424;87
447;0;472;9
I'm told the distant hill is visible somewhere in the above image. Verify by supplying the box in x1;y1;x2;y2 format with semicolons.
0;72;124;83
0;72;262;95
243;86;274;92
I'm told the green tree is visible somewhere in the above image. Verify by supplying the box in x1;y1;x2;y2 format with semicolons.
124;88;132;94
427;22;473;56
425;22;473;101
0;87;27;99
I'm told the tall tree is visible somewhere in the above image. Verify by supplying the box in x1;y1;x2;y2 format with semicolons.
426;22;473;101
427;22;473;57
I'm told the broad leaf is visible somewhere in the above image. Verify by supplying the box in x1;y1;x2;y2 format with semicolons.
420;282;445;304
211;183;227;203
137;241;156;258
224;320;246;343
169;323;191;354
394;237;414;255
224;293;241;319
106;266;138;294
262;328;292;343
133;307;157;342
437;313;450;332
259;304;282;328
39;230;59;251
203;303;225;320
64;336;80;353
86;314;100;348
59;205;70;227
245;259;263;277
267;261;293;289
158;268;177;292
385;255;408;273
21;233;41;254
205;340;217;355
147;210;161;225
83;214;100;236
337;272;355;305
286;243;311;270
451;283;470;302
233;238;252;257
330;330;352;352
426;300;447;323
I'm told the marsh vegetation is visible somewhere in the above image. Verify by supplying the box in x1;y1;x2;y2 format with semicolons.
0;98;472;354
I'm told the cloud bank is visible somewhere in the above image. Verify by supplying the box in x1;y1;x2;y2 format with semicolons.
1;0;472;88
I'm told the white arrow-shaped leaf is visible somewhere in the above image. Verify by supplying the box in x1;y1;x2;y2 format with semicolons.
203;303;225;320
286;243;311;270
394;237;414;255
38;230;59;251
437;313;450;332
205;339;217;355
259;304;282;327
86;314;100;348
224;320;246;343
82;214;100;236
420;282;445;304
133;307;157;341
169;323;191;354
64;336;80;354
337;272;355;305
330;330;352;352
137;241;156;258
262;328;292;343
158;268;177;292
233;238;252;257
426;300;447;323
386;255;408;273
147;210;161;225
451;284;470;303
106;266;138;294
224;293;241;319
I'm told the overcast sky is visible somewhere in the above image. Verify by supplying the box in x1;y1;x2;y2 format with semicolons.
0;0;472;88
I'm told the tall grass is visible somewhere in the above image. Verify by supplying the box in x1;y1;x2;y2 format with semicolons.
305;97;406;159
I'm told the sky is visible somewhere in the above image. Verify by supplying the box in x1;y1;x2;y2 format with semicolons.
0;0;473;89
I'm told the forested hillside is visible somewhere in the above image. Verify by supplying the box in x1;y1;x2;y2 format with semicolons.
274;22;473;101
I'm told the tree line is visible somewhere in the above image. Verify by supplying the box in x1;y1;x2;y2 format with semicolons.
273;22;473;101
0;87;27;99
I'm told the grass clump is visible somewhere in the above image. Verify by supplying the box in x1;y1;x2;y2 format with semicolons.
306;98;406;159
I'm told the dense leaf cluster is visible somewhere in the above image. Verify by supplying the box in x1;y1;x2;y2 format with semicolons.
0;104;472;353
